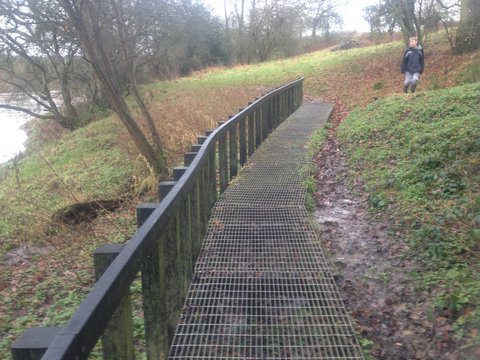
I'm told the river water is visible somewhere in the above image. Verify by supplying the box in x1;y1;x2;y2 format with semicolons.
0;94;32;164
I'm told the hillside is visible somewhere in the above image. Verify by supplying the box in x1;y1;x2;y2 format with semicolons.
336;83;480;358
1;32;479;357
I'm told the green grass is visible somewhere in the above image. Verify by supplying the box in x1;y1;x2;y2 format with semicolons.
0;116;149;253
157;40;401;95
303;127;330;212
337;82;480;351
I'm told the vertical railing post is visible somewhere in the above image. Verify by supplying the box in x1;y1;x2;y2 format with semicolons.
229;121;238;179
261;102;267;140
155;182;185;355
176;194;193;292
247;107;255;157
167;164;193;295
136;203;168;360
180;157;194;284
208;145;217;209
280;92;285;123
163;212;183;349
197;135;210;240
294;84;298;109
184;152;196;166
218;122;228;193
274;95;279;128
292;86;296;110
274;94;278;127
193;175;203;259
158;181;176;202
206;130;217;207
267;98;273;133
239;115;247;166
173;167;201;261
287;88;291;115
289;89;292;113
255;106;262;148
94;244;135;360
197;135;208;145
301;81;304;105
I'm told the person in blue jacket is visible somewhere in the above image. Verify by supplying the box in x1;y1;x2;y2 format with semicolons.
401;37;424;93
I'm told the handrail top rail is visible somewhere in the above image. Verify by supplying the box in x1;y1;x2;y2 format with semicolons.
40;77;304;359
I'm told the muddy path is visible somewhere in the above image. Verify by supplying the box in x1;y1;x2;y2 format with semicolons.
313;131;458;359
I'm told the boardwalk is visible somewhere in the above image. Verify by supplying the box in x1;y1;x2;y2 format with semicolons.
169;103;364;359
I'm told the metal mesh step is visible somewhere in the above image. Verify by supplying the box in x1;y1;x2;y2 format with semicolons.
169;103;364;359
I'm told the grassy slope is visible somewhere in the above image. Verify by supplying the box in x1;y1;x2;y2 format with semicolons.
1;32;479;356
338;84;480;353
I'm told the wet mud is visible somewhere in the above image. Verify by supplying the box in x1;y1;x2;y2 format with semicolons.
313;133;457;359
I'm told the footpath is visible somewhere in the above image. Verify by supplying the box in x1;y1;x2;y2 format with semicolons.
169;103;364;359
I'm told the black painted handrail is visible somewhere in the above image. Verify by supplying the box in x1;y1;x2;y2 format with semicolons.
11;78;304;360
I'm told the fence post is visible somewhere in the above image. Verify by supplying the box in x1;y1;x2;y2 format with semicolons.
174;188;193;292
239;115;247;166
206;135;217;209
294;85;298;109
273;95;280;128
195;135;209;235
287;88;290;114
184;152;196;166
172;167;201;261
255;106;262;148
136;203;168;360
291;87;295;113
301;81;304;105
93;244;135;360
279;93;284;123
218;122;228;193
193;175;203;259
197;135;207;144
267;98;273;134
205;130;217;208
229;122;238;179
157;182;185;352
247;106;255;157
11;327;62;360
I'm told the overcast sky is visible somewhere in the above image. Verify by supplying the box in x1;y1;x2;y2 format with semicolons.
203;0;380;32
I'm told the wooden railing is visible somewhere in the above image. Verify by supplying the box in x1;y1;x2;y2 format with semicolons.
11;78;304;360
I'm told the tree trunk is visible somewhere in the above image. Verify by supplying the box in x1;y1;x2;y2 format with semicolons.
109;0;166;167
61;0;166;176
224;0;229;34
455;0;480;53
60;75;79;130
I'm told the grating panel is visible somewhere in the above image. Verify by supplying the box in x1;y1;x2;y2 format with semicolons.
169;103;364;359
170;276;360;359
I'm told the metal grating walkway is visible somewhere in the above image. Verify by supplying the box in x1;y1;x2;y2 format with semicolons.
169;103;364;359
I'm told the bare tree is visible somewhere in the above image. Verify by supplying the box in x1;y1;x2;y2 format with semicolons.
0;0;88;130
434;0;460;51
109;0;162;154
59;0;168;175
249;1;303;60
364;0;454;45
305;0;343;39
364;3;397;35
455;0;480;53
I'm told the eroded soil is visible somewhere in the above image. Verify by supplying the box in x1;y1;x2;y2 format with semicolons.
313;132;458;359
